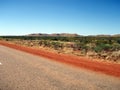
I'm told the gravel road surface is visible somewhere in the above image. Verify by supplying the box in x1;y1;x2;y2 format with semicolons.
0;45;120;90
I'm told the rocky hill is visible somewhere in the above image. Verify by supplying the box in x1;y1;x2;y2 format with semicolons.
28;33;120;37
28;33;81;37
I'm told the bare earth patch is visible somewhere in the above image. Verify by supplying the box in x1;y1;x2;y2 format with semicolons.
0;40;120;78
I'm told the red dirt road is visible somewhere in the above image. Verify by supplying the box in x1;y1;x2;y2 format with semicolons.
0;41;120;78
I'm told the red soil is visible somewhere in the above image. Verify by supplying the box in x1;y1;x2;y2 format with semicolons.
0;41;120;78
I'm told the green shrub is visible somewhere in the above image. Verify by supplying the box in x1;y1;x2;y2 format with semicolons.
94;43;112;53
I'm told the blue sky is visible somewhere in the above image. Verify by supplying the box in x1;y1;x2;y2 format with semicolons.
0;0;120;35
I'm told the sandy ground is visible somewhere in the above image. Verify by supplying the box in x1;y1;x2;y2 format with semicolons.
0;41;120;78
0;45;120;90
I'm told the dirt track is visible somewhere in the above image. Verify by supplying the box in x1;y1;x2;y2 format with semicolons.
0;45;120;90
0;41;120;78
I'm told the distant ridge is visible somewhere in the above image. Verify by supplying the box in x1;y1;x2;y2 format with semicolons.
27;33;120;37
112;34;120;37
27;33;81;37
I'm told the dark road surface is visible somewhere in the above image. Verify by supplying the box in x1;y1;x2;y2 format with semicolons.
0;45;120;90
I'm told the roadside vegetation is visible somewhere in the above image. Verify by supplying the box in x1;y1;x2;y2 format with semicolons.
0;36;120;63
